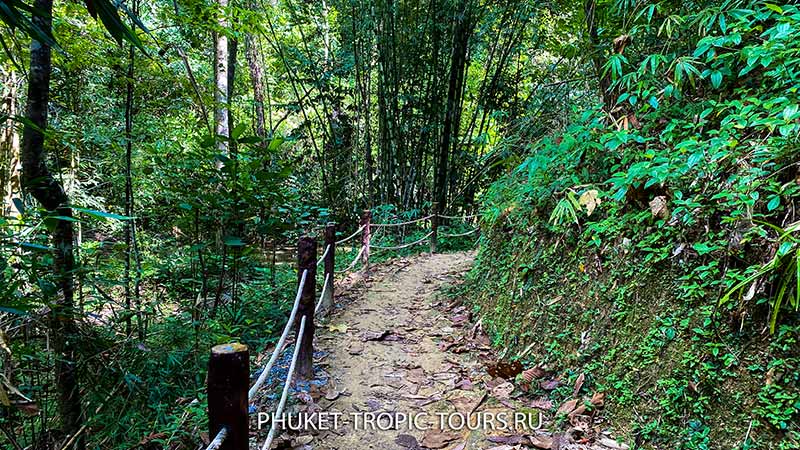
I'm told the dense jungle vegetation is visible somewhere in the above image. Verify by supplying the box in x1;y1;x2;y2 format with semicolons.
0;0;798;448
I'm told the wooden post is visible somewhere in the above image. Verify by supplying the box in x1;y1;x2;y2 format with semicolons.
296;236;316;381
430;202;439;254
321;222;335;313
208;343;249;450
361;210;371;270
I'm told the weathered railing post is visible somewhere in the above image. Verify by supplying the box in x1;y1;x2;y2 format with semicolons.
361;210;371;270
321;222;335;313
430;202;439;254
208;343;249;450
296;236;316;381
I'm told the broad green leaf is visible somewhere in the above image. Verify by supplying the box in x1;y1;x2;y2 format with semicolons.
19;242;54;252
74;207;132;221
768;196;781;212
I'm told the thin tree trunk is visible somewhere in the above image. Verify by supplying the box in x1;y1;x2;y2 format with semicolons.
124;30;134;338
1;70;22;217
214;0;230;157
245;33;266;148
584;0;612;111
20;0;83;446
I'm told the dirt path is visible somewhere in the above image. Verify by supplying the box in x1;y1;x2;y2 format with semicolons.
315;252;476;449
264;251;627;450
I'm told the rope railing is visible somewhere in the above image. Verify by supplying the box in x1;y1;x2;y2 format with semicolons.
247;269;308;399
438;213;479;220
206;427;228;450
336;245;366;273
260;315;307;450
315;273;331;314
371;231;434;251
335;224;366;245
440;227;480;238
370;214;433;227
316;244;331;266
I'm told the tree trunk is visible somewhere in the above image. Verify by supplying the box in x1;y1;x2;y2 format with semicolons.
1;70;22;217
435;2;472;213
20;0;83;446
214;0;230;157
245;33;266;149
584;0;613;111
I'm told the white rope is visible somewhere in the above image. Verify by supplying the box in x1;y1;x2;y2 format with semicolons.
371;231;434;251
335;224;366;245
260;315;307;450
336;246;365;273
371;214;434;227
441;228;480;238
248;269;308;399
438;213;479;220
316;244;331;266
205;427;228;450
314;273;332;314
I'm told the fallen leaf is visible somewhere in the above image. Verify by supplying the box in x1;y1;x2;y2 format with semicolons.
590;391;605;407
292;435;314;446
491;381;514;399
455;378;474;390
450;395;483;416
361;330;391;341
529;434;554;449
540;379;561;391
573;373;585;397
488;435;528;445
579;189;601;216
598;437;630;450
529;397;553;410
649;195;669;219
522;367;546;382
328;323;349;333
395;434;421;449
556;398;579;416
421;429;459;449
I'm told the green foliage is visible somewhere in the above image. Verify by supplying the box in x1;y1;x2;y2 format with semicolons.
466;1;800;448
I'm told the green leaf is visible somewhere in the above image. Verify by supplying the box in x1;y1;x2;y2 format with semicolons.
777;241;792;257
267;137;285;152
768;196;781;212
89;0;147;54
231;123;247;140
648;96;659;109
223;236;246;247
693;242;715;255
764;3;783;14
179;203;193;210
48;215;80;222
0;306;28;316
783;104;799;121
73;207;132;221
19;242;54;252
710;71;723;89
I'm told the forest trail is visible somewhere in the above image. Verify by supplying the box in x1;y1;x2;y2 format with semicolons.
266;252;626;450
314;251;476;449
